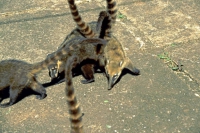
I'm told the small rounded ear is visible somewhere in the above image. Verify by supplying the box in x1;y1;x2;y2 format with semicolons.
57;60;61;66
107;59;110;64
119;61;123;66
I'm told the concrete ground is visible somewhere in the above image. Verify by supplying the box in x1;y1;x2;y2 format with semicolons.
0;0;200;132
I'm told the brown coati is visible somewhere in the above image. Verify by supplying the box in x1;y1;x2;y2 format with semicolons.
49;0;140;90
97;1;140;89
0;60;47;108
72;0;140;90
48;0;117;84
0;38;107;108
65;56;84;133
48;11;109;83
102;37;140;90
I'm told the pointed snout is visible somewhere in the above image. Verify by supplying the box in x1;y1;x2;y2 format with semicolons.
108;76;115;90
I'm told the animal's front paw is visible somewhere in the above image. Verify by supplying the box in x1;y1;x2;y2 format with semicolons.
36;94;47;100
81;79;95;84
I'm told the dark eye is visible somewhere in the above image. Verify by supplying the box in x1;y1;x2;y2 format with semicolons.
113;74;118;79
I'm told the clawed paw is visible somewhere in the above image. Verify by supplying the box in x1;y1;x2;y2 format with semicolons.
81;79;95;84
36;94;47;100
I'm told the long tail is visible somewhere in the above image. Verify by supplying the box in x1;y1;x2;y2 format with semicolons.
67;0;117;39
103;0;117;40
107;0;118;24
96;11;109;34
30;38;107;75
67;0;95;38
65;56;84;133
98;11;112;40
97;0;117;40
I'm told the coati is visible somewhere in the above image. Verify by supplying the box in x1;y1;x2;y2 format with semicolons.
97;2;140;89
65;56;84;133
0;60;47;108
47;1;110;84
48;0;117;83
0;38;107;108
102;37;140;90
96;0;140;90
49;0;140;90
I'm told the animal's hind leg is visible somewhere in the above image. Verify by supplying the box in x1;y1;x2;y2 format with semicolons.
31;78;47;100
81;64;95;84
0;87;22;108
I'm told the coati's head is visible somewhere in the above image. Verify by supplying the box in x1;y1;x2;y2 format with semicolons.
105;59;125;90
104;58;140;90
48;64;58;79
48;58;63;80
47;53;59;80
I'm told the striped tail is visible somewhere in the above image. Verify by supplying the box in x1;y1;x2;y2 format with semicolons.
96;11;109;33
98;0;117;40
67;0;95;38
107;0;118;24
30;43;69;75
65;56;84;133
97;11;112;40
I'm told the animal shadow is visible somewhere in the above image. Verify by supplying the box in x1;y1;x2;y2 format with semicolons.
0;87;45;107
110;68;141;90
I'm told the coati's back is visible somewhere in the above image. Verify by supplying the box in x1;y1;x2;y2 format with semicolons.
52;37;106;75
59;22;104;50
0;60;31;88
0;59;46;108
104;37;126;63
